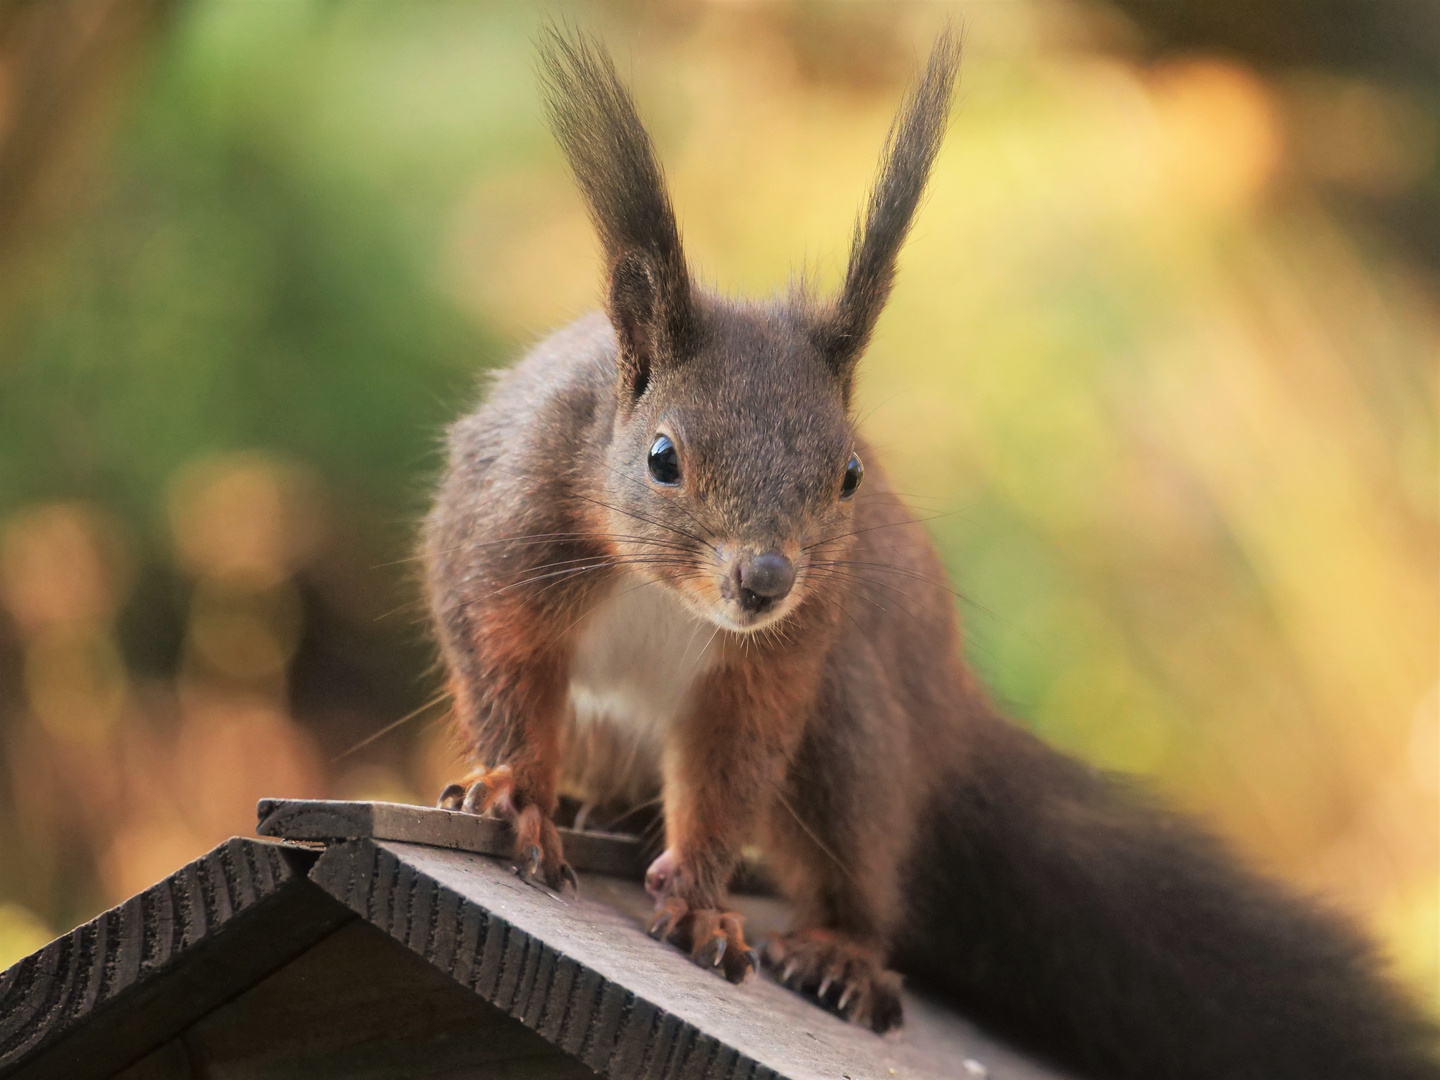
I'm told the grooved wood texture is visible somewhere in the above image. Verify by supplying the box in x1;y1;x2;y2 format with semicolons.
308;839;1069;1080
0;823;1073;1080
114;919;599;1080
0;838;351;1080
257;798;648;879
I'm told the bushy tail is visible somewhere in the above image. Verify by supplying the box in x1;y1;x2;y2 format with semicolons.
893;720;1440;1080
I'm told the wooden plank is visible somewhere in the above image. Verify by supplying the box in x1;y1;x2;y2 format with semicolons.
0;839;354;1080
256;798;648;880
118;919;598;1080
0;820;1080;1080
307;839;1076;1080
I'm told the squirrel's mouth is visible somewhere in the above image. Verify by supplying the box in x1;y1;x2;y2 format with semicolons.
692;552;803;634
643;544;803;634
706;591;797;634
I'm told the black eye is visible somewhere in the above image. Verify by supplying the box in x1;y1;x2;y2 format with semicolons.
840;452;863;499
648;434;681;485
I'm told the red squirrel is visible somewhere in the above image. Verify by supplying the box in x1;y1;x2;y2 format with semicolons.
424;27;1439;1079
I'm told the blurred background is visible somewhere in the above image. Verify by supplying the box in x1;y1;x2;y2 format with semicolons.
0;0;1435;1011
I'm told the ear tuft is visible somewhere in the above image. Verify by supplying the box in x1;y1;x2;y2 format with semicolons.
818;28;961;390
537;25;694;403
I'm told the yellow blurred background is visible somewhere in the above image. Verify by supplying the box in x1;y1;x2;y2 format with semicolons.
0;0;1435;1012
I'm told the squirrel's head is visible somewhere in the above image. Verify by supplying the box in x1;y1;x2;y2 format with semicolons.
540;27;958;633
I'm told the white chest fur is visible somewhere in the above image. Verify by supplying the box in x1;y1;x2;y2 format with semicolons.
568;578;720;759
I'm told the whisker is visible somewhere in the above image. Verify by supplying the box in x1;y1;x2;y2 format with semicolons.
540;569;712;651
390;530;698;568
808;558;963;599
771;784;858;887
486;556;697;598
333;690;451;762
587;454;715;540
805;584;872;640
803;565;938;632
601;795;664;832
807;556;1014;629
491;551;697;579
478;461;718;554
373;597;429;623
803;508;962;553
563;489;718;553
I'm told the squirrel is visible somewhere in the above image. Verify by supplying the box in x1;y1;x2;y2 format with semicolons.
423;26;1440;1080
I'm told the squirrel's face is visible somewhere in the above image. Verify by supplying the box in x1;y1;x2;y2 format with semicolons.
602;304;860;633
542;22;955;632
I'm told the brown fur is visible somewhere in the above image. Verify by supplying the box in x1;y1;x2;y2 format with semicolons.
423;25;1439;1079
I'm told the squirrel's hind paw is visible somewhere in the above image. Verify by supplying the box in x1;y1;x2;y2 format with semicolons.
648;897;759;984
761;929;903;1034
435;769;576;894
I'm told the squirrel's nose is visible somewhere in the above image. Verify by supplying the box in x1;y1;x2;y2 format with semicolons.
738;550;795;610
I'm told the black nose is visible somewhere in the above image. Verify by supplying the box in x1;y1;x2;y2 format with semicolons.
737;551;795;612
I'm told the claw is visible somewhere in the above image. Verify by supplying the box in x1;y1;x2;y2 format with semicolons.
560;863;580;894
709;936;727;968
649;911;674;941
462;780;488;814
437;783;465;809
765;930;904;1031
744;949;760;973
527;844;543;878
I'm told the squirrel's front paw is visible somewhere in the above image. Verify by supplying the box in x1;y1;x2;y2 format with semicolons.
647;896;759;984
437;766;577;893
762;929;904;1033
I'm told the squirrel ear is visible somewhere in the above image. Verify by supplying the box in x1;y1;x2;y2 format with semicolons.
608;250;663;399
539;26;695;403
817;28;960;391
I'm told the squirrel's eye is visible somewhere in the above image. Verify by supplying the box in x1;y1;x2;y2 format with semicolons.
648;434;681;486
840;452;863;499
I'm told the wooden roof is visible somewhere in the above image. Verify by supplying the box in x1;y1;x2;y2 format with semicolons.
0;801;1073;1080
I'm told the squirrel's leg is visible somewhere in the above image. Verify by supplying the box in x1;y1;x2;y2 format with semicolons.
756;691;912;1032
759;825;909;1034
435;608;576;893
643;658;814;984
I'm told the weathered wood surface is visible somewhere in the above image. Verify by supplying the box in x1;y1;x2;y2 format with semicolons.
0;808;1076;1080
0;838;353;1080
113;919;598;1080
257;798;648;880
309;838;1071;1080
